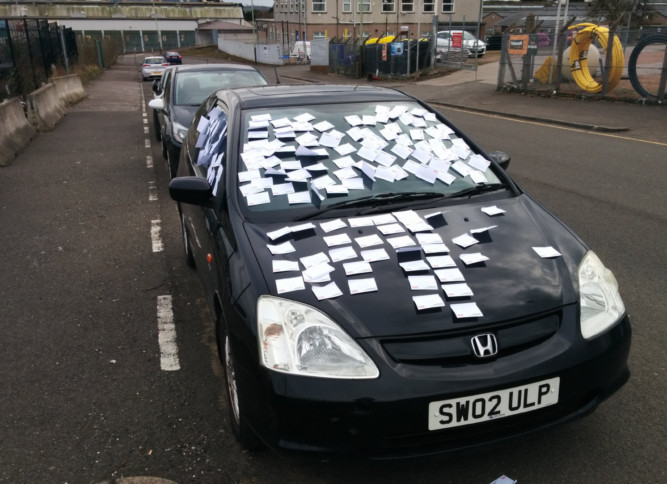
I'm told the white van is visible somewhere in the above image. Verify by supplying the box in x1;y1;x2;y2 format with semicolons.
290;41;311;61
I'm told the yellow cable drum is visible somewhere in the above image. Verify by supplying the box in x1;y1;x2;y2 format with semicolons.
568;23;625;93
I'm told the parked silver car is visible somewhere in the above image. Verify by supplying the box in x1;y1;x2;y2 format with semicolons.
141;56;168;81
436;31;486;57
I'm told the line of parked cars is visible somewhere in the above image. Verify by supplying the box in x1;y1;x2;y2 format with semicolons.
145;52;631;460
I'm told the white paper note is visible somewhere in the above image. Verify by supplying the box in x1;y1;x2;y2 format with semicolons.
451;302;483;318
275;276;305;294
413;294;445;311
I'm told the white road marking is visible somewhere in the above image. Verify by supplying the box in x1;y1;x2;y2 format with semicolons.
151;219;164;252
157;295;180;371
144;126;149;134
145;139;151;149
146;154;153;169
148;180;157;201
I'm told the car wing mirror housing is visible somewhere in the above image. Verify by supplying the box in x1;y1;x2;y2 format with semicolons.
148;98;165;111
488;151;511;170
169;176;214;207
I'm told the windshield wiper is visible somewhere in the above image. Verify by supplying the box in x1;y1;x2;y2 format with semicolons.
295;192;445;221
444;183;507;199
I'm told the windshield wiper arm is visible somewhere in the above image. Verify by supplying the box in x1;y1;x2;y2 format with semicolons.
444;183;507;199
295;192;445;221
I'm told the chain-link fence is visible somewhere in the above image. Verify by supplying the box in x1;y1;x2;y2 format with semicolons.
496;27;666;102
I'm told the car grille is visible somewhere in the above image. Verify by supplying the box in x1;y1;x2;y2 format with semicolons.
381;312;561;366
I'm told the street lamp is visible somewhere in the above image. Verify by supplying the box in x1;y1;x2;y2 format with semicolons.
151;0;163;53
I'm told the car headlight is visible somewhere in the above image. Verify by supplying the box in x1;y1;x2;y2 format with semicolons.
172;122;188;143
578;251;625;340
257;295;379;379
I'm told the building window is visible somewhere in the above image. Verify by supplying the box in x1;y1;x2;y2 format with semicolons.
312;0;325;12
423;0;435;13
343;0;351;12
358;0;371;12
382;0;395;13
442;0;454;13
401;0;414;13
313;31;326;38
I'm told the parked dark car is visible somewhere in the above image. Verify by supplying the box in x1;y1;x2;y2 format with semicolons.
484;34;503;51
169;84;631;459
164;50;182;65
148;64;269;178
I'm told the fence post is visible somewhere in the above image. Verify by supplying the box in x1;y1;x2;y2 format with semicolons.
601;28;616;96
59;26;70;74
97;40;105;69
24;19;38;90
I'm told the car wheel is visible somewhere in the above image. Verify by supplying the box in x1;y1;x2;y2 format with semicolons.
221;328;262;451
180;211;195;268
153;111;162;142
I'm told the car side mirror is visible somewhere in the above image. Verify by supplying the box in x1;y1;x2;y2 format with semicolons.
488;151;511;170
169;176;214;207
148;98;165;111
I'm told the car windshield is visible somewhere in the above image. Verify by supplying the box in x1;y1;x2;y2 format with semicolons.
174;70;267;106
216;100;507;222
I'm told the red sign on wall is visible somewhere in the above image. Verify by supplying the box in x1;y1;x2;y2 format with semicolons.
452;32;463;48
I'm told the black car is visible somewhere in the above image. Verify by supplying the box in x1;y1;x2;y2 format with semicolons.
164;50;182;65
149;64;269;178
169;84;631;459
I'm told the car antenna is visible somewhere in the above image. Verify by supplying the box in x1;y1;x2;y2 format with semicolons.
273;66;281;85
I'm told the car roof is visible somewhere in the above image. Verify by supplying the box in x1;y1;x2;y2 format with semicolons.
169;63;262;74
220;84;412;110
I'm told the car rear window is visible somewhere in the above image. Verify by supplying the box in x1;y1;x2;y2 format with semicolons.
174;70;268;106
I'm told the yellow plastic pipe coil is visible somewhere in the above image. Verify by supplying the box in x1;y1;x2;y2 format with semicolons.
568;23;625;93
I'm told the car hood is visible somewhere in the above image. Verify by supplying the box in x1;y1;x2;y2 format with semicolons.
173;105;199;127
243;194;586;339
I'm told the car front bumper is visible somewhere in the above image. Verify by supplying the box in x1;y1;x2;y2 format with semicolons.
242;312;631;460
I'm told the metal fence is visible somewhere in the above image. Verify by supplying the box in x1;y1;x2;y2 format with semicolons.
0;19;78;100
496;28;667;102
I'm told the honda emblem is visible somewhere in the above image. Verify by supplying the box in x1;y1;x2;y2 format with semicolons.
471;333;498;358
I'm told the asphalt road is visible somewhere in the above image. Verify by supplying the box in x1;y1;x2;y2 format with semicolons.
0;56;665;484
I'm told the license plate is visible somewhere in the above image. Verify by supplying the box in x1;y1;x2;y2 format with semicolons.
152;71;162;75
428;377;560;430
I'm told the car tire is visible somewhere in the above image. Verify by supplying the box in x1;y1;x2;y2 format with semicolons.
221;327;262;451
180;211;195;268
153;111;162;142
